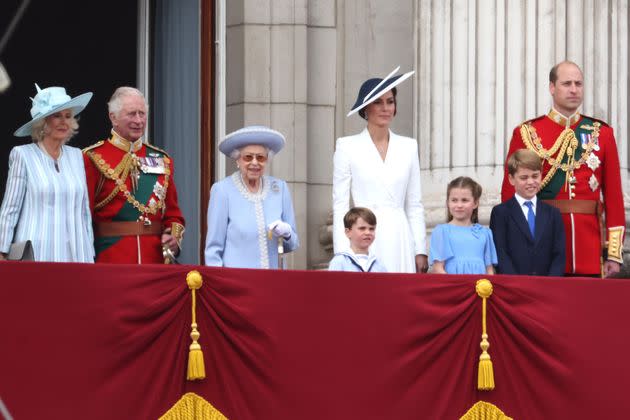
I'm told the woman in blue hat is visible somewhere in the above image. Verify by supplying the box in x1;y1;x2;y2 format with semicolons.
332;67;428;273
204;125;299;268
0;84;95;262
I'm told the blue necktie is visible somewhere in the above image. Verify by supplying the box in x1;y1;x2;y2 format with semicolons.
524;201;535;237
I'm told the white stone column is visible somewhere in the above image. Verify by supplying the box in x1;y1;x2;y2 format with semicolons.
306;0;337;268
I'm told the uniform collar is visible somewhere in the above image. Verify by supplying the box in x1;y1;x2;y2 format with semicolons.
109;130;143;153
547;108;581;128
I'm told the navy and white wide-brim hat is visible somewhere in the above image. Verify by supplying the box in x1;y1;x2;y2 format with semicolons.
219;125;286;156
347;66;415;118
14;84;93;137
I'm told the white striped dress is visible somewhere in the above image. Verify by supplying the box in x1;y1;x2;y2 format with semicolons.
0;143;94;262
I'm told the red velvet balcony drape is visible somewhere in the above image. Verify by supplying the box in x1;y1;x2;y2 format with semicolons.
1;262;629;419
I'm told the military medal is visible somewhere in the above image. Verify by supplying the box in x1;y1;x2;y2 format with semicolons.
589;174;599;192
586;153;601;171
592;137;600;151
153;181;166;200
140;156;166;174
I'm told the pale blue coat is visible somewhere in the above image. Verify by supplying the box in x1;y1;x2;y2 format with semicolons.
205;172;299;268
0;143;94;262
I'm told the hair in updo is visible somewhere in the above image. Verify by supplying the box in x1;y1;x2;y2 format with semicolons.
359;87;398;120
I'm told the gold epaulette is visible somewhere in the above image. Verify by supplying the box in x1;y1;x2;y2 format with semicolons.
146;143;171;158
581;114;610;128
519;115;545;127
82;140;105;153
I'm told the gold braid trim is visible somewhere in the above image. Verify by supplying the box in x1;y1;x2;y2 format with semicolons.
460;401;513;420
171;222;186;248
159;392;227;420
520;122;599;189
86;151;170;215
607;226;625;263
88;152;135;210
520;124;572;189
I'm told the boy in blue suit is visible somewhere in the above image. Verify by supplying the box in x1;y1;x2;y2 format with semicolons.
490;149;566;276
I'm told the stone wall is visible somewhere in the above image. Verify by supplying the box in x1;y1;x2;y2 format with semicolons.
224;0;630;268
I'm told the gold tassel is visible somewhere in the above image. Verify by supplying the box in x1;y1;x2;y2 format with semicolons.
186;270;206;381
476;279;495;391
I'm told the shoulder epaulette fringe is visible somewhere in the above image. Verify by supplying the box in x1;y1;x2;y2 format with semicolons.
82;140;105;153
520;115;545;126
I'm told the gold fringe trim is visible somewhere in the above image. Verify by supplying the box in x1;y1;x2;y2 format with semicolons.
476;279;495;391
460;401;513;420
186;270;206;380
159;392;228;420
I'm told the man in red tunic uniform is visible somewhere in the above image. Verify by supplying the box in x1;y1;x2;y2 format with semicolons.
501;61;625;277
83;87;185;264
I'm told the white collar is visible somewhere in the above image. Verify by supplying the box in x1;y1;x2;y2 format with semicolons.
514;193;537;208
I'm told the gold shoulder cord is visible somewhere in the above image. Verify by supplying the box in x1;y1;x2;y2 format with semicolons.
86;151;170;214
520;123;599;189
520;124;572;188
87;151;134;210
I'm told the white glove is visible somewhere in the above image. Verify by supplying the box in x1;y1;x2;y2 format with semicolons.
268;220;292;239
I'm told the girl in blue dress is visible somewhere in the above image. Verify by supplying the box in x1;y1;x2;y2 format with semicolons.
430;177;497;275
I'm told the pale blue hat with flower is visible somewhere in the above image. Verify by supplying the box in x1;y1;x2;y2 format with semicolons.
14;83;93;137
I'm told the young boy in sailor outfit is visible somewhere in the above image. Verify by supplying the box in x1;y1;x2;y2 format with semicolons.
328;207;387;272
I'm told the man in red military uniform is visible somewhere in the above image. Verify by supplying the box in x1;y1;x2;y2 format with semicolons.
83;87;185;264
501;61;625;277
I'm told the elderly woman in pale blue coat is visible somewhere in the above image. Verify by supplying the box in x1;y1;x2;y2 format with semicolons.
0;84;94;262
205;126;299;268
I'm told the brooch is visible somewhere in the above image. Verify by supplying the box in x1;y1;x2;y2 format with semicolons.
586;153;601;171
271;181;280;193
589;174;599;192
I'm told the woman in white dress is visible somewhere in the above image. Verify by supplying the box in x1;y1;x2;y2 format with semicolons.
333;67;428;273
0;84;94;262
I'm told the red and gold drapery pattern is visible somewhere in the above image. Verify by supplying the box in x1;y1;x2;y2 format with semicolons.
1;262;630;419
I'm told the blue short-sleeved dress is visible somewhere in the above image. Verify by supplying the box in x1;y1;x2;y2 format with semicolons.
429;223;497;274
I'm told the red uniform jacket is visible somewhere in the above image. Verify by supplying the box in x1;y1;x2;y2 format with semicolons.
501;111;625;275
83;134;185;264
